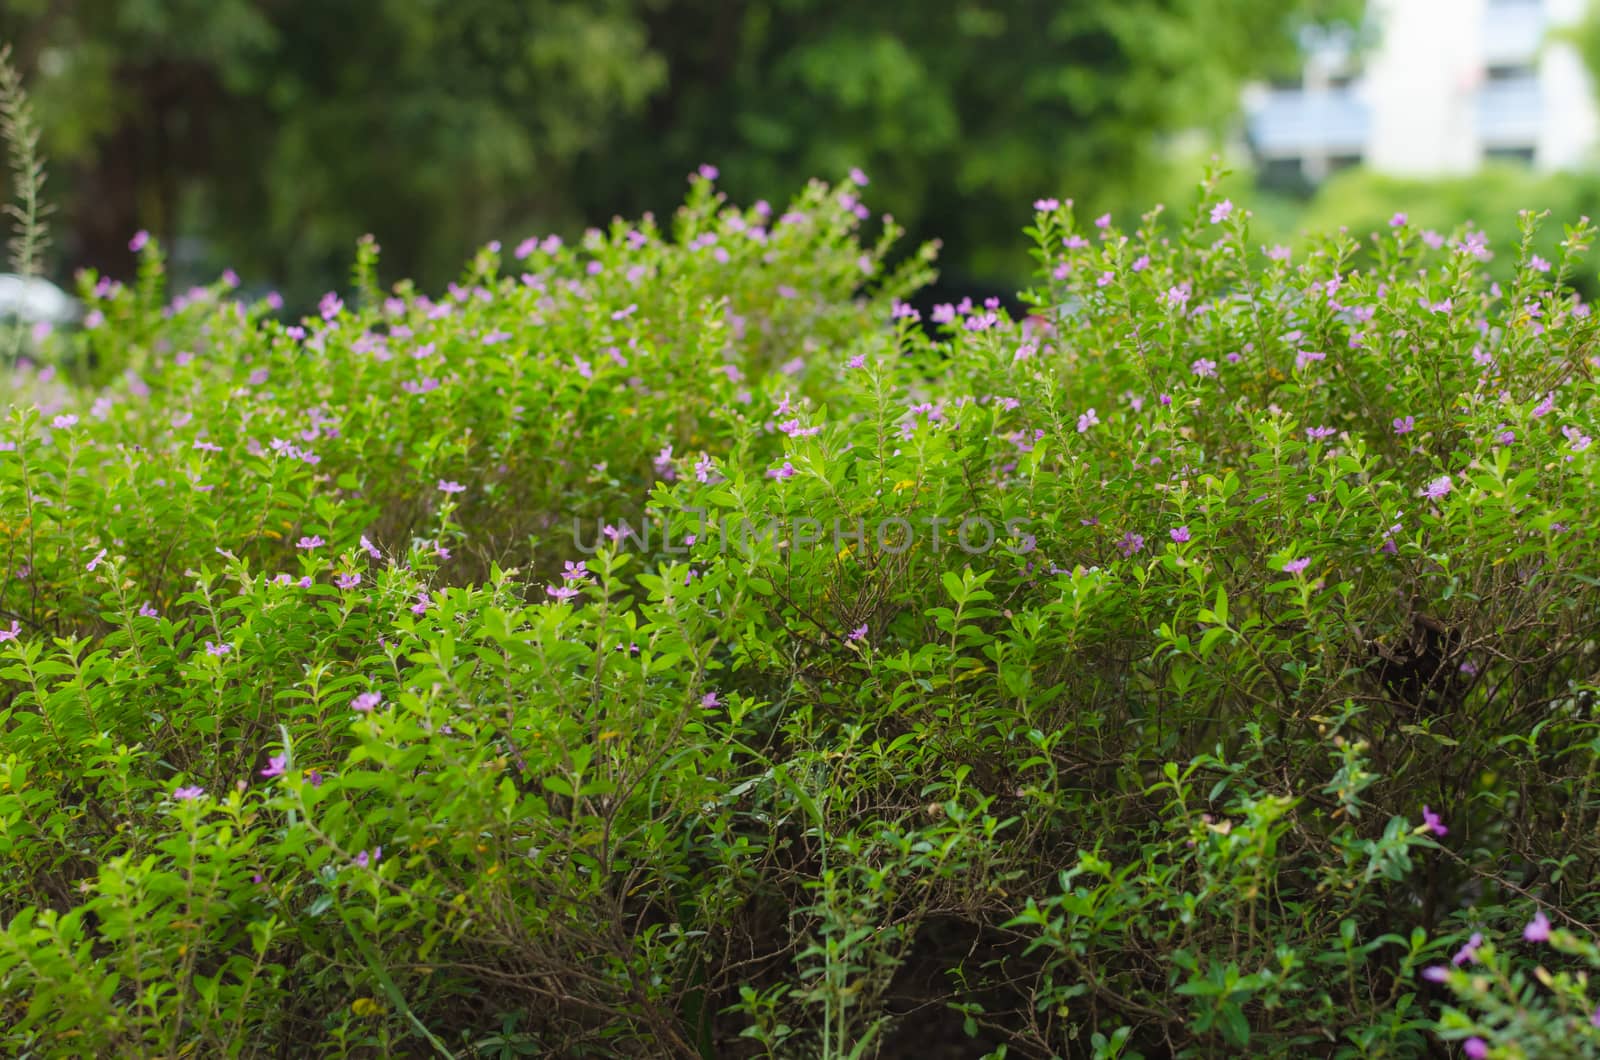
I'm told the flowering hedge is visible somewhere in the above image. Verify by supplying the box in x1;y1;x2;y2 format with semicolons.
1;168;1598;1058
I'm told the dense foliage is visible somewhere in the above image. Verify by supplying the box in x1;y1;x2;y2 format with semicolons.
0;0;1357;297
1;169;1599;1058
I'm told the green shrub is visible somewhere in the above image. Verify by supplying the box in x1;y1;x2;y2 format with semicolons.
1;166;1598;1058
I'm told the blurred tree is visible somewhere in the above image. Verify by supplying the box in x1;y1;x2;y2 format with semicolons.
584;0;1362;282
1;0;664;297
1;0;1358;298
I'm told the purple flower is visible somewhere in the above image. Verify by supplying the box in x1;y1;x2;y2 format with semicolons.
1532;393;1555;418
1210;200;1233;224
1191;358;1217;379
52;413;78;430
1306;426;1336;441
1421;805;1448;836
86;548;107;572
261;754;287;778
846;354;866;370
1117;532;1145;557
1453;932;1483;965
562;560;590;582
1170;526;1191;544
1033;198;1060;211
1422;476;1453;501
1495;430;1515;447
173;785;205;801
848;166;869;186
205;641;231;658
360;535;382;560
696;163;719;181
1530;255;1551;273
1591;1005;1600;1029
767;461;796;481
1095;213;1111;229
336;572;361;590
1421;965;1449;982
354;847;382;869
1393;415;1415;435
297;535;325;551
1076;408;1099;433
352;691;382;713
138;602;159;618
1523;911;1551;943
437;479;466;495
701;691;720;709
129;230;150;252
1282;557;1310;575
1463;1039;1487;1060
319;291;343;320
1390;212;1407;227
546;584;581;603
847;624;868;642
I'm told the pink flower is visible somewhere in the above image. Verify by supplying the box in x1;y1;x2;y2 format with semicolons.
848;167;869;185
205;641;231;658
297;535;325;551
696;163;719;181
138;603;159;618
701;691;720;709
1530;255;1551;273
1076;408;1099;433
546;584;581;603
353;847;381;868
1390;212;1407;227
1453;932;1483;965
352;691;382;713
336;572;361;590
261;754;287;778
86;548;107;572
360;536;382;560
1094;213;1111;229
847;624;868;642
1210;200;1233;224
1191;358;1217;379
1523;911;1551;943
1463;1039;1487;1060
1033;198;1060;211
129;230;150;252
1170;526;1191;543
438;479;466;494
1422;476;1453;501
1282;558;1310;575
173;785;205;801
1421;805;1448;836
1393;415;1415;435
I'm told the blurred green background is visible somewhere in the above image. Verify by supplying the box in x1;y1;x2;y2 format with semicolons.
7;0;1600;306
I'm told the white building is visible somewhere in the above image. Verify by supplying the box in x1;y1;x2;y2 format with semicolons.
1244;0;1599;184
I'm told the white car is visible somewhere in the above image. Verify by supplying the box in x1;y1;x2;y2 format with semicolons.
0;273;79;325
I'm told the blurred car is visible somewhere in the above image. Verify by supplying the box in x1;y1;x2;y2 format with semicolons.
0;273;79;326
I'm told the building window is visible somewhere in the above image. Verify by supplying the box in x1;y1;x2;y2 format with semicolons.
1486;64;1538;84
1484;145;1536;163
